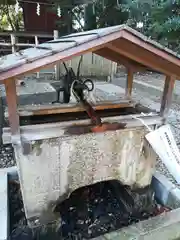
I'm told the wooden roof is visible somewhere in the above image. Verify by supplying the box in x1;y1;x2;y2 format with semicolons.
0;25;180;82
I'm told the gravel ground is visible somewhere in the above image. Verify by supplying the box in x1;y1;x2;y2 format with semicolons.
0;144;15;167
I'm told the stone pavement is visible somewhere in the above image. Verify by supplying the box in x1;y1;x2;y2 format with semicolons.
0;81;57;106
114;72;180;103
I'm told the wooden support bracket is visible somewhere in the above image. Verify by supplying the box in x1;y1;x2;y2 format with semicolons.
107;43;147;72
160;75;176;119
126;68;134;98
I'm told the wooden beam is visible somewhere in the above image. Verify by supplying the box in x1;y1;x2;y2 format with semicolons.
5;100;134;117
107;44;147;72
160;75;175;118
126;68;134;98
112;39;180;78
95;47;146;72
4;79;20;139
0;31;53;38
122;30;180;68
3;115;161;144
1;28;180;82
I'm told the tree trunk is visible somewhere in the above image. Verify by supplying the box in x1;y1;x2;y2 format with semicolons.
84;3;97;30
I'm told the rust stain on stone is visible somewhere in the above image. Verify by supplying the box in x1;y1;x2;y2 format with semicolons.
65;122;127;136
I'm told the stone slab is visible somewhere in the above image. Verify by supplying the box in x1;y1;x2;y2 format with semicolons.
0;171;8;240
51;81;126;104
114;76;180;104
152;171;180;209
96;82;125;95
94;82;125;101
0;81;57;105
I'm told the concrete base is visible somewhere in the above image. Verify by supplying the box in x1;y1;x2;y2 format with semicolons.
13;127;157;225
2;168;180;239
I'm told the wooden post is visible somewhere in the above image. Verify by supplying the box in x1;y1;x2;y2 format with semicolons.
4;79;20;142
125;68;134;98
54;30;61;80
160;75;175;118
5;79;32;155
35;36;40;78
10;34;16;53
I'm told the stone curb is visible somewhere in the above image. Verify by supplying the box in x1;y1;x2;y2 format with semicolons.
152;171;180;209
0;171;8;240
0;167;18;240
0;166;18;181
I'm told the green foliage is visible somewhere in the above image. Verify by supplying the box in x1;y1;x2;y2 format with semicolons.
48;0;129;33
150;0;180;51
47;0;180;52
122;0;180;52
95;0;129;28
47;0;82;34
0;0;14;5
1;0;180;53
0;5;23;31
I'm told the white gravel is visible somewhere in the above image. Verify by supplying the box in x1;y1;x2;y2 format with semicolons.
0;144;15;168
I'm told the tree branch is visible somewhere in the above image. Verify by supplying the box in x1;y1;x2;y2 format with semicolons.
4;5;15;31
